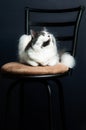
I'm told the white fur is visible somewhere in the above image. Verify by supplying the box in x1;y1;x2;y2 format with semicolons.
18;29;59;66
18;34;35;65
61;53;75;68
18;29;75;68
27;32;59;66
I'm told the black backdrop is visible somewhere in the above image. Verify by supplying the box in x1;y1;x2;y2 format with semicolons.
0;0;86;130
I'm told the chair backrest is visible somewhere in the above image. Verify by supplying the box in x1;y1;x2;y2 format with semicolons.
24;6;85;58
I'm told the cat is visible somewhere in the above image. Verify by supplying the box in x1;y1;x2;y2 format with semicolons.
18;27;75;68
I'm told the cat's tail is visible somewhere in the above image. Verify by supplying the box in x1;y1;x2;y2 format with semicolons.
61;52;75;68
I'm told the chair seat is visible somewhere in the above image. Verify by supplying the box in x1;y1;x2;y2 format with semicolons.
1;62;69;77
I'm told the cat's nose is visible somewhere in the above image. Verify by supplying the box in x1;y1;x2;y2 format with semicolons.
48;35;50;37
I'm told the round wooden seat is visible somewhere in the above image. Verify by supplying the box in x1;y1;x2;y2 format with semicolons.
1;62;69;76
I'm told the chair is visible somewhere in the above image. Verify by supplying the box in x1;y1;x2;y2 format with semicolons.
0;6;85;130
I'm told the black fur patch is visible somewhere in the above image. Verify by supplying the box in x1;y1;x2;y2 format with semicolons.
25;31;50;51
25;37;33;51
42;39;50;47
25;33;39;51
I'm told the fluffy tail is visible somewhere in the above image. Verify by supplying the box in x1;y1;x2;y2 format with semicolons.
61;53;75;68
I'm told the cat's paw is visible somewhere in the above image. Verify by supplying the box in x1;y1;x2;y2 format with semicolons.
26;60;39;66
47;56;59;66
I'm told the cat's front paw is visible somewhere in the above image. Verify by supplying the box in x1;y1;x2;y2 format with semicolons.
26;60;39;66
48;56;59;66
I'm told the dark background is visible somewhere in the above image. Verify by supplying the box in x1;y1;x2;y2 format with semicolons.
0;0;86;130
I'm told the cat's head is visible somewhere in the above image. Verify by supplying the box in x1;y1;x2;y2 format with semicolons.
30;27;55;48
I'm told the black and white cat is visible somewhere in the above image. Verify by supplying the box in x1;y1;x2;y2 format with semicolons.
18;28;75;68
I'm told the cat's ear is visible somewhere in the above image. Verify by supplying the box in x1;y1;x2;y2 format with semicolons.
43;27;47;31
30;29;37;38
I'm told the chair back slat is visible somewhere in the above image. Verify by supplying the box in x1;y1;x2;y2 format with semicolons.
28;6;82;13
30;21;76;27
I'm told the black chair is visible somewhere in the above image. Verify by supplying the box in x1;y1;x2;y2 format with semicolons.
0;6;85;130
